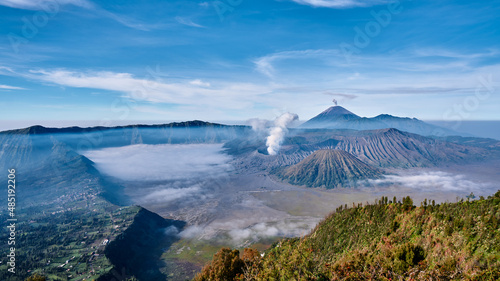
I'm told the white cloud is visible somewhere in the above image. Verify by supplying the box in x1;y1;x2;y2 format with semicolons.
412;48;499;60
254;49;340;78
0;84;25;90
189;79;210;87
227;219;319;244
289;0;395;8
0;0;93;10
254;48;500;77
83;143;232;181
139;185;201;204
179;225;204;239
27;69;272;109
179;218;320;245
253;48;500;97
0;0;160;31
368;171;490;191
7;45;499;120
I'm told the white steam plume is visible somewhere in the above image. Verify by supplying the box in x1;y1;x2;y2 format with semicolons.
247;118;269;133
266;112;298;155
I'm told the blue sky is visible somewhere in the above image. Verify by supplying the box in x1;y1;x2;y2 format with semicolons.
0;0;499;129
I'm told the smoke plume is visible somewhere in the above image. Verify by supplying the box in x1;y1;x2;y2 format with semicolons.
266;112;298;155
247;118;270;134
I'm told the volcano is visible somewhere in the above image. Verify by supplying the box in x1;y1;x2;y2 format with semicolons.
300;106;461;137
301;106;360;128
277;149;382;188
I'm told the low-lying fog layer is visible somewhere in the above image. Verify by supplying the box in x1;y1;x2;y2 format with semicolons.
84;144;500;247
367;171;494;193
84;144;233;181
84;143;321;245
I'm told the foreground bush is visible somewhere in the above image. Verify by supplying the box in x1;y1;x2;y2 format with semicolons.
195;191;500;280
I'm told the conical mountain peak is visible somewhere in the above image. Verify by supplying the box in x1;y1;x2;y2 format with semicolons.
319;106;360;118
278;149;382;188
301;106;360;128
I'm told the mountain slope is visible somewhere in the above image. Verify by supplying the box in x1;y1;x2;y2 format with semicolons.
100;208;186;281
278;149;382;188
300;106;461;137
195;191;500;280
334;128;482;167
301;106;360;128
230;128;491;171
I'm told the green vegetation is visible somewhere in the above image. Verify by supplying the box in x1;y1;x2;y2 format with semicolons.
164;239;227;266
25;274;46;281
195;191;500;280
0;200;140;281
162;235;280;280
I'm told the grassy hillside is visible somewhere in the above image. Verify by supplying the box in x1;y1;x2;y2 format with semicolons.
194;191;500;280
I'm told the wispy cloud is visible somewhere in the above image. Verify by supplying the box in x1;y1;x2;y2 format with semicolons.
0;0;160;31
253;48;500;96
26;68;271;109
0;84;25;90
0;0;93;10
175;16;205;28
289;0;395;9
255;48;500;77
323;92;358;101
412;48;499;60
254;49;341;78
98;9;166;31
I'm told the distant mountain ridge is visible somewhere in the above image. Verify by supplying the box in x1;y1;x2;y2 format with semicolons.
333;128;478;167
0;120;246;135
0;121;249;159
300;106;462;137
227;127;493;170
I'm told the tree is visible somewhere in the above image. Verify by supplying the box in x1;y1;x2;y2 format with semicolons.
466;192;475;201
402;196;414;211
25;274;46;281
194;248;245;281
